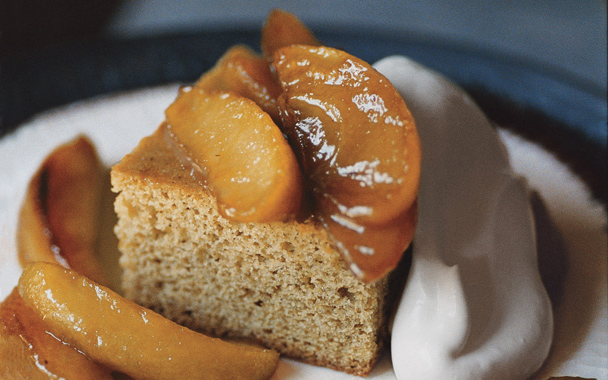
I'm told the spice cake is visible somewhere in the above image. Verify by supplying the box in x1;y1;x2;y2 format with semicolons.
111;10;419;376
111;126;405;375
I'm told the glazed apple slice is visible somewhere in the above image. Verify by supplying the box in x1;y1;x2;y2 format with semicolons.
0;288;113;379
195;45;283;124
17;136;108;285
165;88;303;222
18;262;280;380
273;45;421;282
260;9;321;59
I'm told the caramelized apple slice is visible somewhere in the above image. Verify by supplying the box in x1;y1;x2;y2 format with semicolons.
261;9;321;59
273;45;421;282
0;288;113;380
17;136;108;285
0;334;50;380
18;262;280;380
195;45;283;124
165;88;303;222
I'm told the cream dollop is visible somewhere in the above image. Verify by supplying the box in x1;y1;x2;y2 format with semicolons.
374;57;553;380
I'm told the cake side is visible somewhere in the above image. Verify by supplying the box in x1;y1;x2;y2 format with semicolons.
111;128;396;375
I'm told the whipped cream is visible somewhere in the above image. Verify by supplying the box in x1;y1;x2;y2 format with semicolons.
374;57;553;380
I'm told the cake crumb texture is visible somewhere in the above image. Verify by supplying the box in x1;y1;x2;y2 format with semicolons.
111;129;397;375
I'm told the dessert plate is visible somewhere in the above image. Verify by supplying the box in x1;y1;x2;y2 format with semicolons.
0;26;608;380
0;55;605;379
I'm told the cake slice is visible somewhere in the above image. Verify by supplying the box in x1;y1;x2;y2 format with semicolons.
111;126;406;375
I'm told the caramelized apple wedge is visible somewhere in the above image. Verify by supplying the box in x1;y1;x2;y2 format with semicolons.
261;9;321;59
165;88;303;222
0;288;113;379
273;45;421;282
0;333;51;380
195;45;283;123
18;262;280;380
17;136;108;285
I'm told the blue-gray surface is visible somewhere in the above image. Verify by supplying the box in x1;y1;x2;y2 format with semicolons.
105;0;607;91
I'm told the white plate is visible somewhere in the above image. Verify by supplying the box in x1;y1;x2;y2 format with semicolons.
0;56;605;380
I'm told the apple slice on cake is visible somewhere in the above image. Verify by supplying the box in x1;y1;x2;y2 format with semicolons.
273;45;421;282
165;88;304;223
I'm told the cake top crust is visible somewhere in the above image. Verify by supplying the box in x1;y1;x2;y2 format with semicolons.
111;126;208;197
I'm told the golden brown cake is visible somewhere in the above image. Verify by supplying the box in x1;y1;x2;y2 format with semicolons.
111;127;405;375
